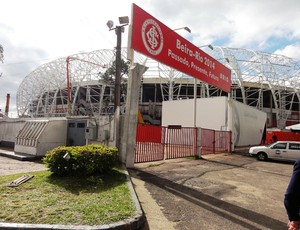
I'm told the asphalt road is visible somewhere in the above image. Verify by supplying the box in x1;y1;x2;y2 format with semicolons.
129;153;294;230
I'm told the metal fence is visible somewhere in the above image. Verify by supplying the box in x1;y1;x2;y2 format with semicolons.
200;128;232;155
135;124;231;163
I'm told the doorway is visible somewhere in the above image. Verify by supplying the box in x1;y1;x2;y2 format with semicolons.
67;120;87;146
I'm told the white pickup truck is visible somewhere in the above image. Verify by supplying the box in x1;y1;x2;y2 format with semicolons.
249;141;300;161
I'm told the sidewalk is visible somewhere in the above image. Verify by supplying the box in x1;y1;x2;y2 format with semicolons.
130;172;175;230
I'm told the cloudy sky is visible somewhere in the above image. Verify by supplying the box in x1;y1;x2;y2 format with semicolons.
1;0;300;117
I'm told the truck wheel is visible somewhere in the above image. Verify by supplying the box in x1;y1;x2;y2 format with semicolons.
257;152;267;161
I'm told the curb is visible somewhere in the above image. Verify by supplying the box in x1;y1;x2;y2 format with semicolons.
0;149;40;161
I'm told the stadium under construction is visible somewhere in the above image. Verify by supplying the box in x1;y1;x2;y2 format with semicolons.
15;46;300;129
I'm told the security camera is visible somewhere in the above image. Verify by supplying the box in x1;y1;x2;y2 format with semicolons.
106;20;114;30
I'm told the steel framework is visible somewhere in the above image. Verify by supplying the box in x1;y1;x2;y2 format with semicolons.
17;47;300;128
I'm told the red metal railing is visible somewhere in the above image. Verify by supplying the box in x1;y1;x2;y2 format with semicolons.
135;124;164;162
164;127;196;159
135;124;231;163
200;129;232;155
200;128;215;155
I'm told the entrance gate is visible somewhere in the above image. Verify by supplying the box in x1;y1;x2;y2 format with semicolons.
135;124;231;163
200;128;232;155
165;126;197;159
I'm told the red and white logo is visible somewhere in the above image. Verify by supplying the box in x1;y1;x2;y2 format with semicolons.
141;19;164;56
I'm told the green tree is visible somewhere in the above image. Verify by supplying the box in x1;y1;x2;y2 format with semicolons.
100;59;130;97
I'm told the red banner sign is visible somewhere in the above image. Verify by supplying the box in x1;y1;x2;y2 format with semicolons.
131;4;231;92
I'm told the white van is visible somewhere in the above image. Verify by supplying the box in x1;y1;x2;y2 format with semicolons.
249;141;300;161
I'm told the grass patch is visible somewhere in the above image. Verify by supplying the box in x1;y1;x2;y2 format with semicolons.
0;168;136;226
185;156;196;160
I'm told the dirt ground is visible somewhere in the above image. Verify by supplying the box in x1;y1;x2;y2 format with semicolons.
0;152;294;230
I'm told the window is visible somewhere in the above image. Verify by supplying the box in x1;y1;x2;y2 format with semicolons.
273;143;287;149
68;123;75;128
289;143;300;150
77;123;85;128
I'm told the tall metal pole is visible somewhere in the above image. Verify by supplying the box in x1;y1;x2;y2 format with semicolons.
114;26;122;150
115;26;122;111
66;56;71;116
193;78;197;128
193;78;200;158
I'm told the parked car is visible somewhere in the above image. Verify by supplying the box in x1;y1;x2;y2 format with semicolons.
249;141;300;161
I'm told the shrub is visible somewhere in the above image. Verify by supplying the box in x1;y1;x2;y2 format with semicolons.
43;145;119;176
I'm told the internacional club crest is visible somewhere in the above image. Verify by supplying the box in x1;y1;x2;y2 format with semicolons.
141;19;164;56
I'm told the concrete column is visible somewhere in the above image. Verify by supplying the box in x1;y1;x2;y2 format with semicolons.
121;63;148;167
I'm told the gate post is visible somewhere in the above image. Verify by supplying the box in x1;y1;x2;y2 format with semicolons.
121;63;148;168
194;127;199;159
198;128;202;158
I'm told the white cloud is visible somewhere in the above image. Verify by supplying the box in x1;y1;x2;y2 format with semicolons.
275;44;300;61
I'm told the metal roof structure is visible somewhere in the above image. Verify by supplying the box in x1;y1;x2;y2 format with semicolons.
16;46;300;128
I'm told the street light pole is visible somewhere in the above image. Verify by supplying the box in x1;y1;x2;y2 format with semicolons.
107;16;129;150
115;26;122;112
114;26;122;150
107;18;128;113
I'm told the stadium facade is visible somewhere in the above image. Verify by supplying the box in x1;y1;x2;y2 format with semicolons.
16;46;300;129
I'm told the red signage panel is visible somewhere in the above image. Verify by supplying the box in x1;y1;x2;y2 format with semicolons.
131;4;231;92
